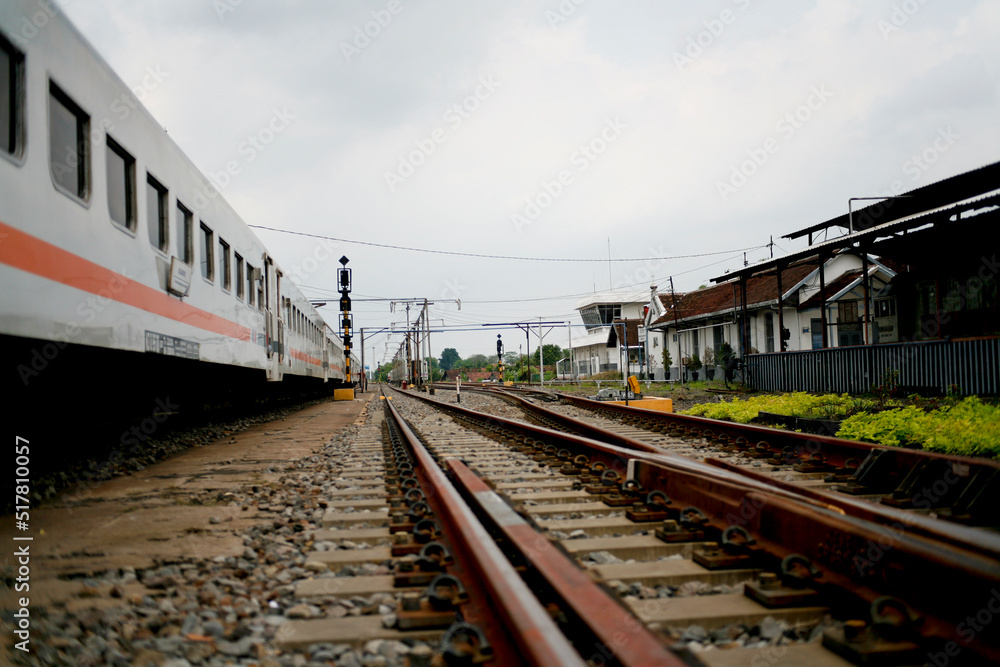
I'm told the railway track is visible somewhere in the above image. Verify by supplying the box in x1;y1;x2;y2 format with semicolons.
458;384;1000;534
278;385;1000;666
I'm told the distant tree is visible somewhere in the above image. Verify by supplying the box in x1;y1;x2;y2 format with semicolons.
374;360;396;383
439;348;461;371
533;344;565;366
459;353;490;369
502;351;520;367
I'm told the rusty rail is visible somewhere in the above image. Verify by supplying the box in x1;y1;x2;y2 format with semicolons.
445;459;685;667
388;385;1000;663
382;394;586;666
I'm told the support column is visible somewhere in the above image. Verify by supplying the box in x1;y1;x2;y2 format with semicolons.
776;265;786;352
861;249;871;345
819;257;829;349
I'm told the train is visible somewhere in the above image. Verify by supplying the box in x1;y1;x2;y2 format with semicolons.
1;2;356;428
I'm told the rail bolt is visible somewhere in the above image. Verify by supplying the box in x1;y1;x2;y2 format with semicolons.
870;596;922;642
600;469;621;488
780;554;822;588
425;574;468;611
401;591;422;611
679;506;708;529
721;525;757;555
416;542;453;571
621;479;644;496
843;619;867;642
439;622;493;666
412;518;438;544
645;490;671;509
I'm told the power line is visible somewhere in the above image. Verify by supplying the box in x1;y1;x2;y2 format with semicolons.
249;225;765;263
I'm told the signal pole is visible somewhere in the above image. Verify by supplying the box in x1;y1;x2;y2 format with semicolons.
496;334;504;382
338;256;353;386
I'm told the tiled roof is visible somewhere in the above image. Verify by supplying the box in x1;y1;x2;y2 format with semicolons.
651;262;817;327
444;369;495;382
798;269;863;310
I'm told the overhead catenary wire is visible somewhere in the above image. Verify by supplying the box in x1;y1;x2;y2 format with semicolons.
249;225;765;263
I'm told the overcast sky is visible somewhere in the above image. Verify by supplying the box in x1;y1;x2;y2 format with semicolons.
60;0;1000;368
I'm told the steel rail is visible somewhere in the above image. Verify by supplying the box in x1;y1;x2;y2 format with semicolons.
550;390;1000;475
388;386;1000;663
444;458;686;667
480;386;1000;559
382;394;588;667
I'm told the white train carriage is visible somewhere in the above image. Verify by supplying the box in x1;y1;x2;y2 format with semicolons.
0;2;346;389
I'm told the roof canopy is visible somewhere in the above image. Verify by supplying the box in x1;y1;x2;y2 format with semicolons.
711;161;1000;285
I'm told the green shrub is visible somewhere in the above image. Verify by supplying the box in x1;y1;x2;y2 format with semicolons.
681;392;862;423
837;397;1000;457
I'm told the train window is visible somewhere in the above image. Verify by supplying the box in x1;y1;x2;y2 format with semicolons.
246;263;255;307
1;32;24;158
200;223;214;280
176;202;193;264
257;276;264;312
106;137;135;230
146;174;168;250
49;82;90;201
235;254;244;300
218;238;231;291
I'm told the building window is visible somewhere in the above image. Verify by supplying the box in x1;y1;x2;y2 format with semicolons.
811;318;823;350
146;174;167;250
105;137;135;229
235;254;244;300
200;223;214;280
176;202;193;264
838;301;859;323
580;304;622;331
1;33;24;157
765;313;775;353
218;238;231;291
875;298;896;318
49;82;89;200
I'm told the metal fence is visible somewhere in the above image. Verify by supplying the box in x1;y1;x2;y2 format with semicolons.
748;338;1000;395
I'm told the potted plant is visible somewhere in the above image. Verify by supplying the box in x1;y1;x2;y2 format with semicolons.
703;346;715;381
688;353;702;381
662;347;672;381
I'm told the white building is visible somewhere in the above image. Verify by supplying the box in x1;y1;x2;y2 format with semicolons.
645;252;898;380
568;290;649;377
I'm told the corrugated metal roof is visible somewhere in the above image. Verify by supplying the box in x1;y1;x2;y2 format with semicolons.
711;191;1000;284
